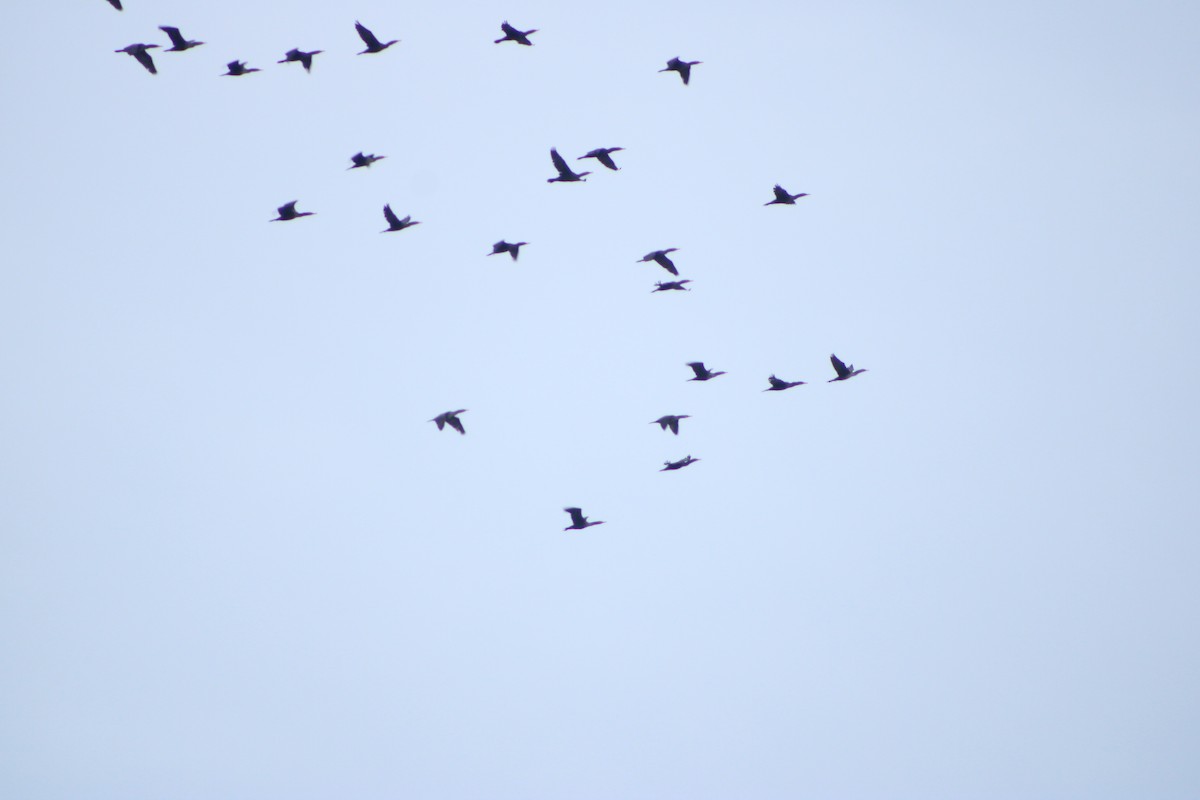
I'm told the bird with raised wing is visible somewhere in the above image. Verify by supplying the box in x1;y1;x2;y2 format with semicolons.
563;507;604;531
652;415;691;435
495;21;537;46
159;26;203;52
579;147;624;171
271;201;314;222
638;248;680;275
431;410;467;435
105;0;123;11
355;21;398;54
661;455;700;472
222;60;260;76
279;48;323;72
488;241;527;261
652;280;692;292
660;57;701;85
765;184;809;205
828;354;867;382
348;152;385;169
548;148;590;183
686;362;726;381
382;205;420;233
764;375;806;391
116;44;159;74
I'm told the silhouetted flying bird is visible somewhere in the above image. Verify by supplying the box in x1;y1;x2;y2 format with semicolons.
279;48;323;72
563;507;605;530
661;455;700;471
355;21;399;54
116;44;158;74
765;184;809;205
495;21;537;45
160;26;203;51
660;57;701;85
382;205;420;232
488;241;527;261
349;152;385;169
652;280;692;292
222;60;260;76
652;415;691;435
686;362;726;381
828;354;868;382
764;375;806;391
579;147;624;171
548;148;590;182
272;201;313;222
638;248;680;275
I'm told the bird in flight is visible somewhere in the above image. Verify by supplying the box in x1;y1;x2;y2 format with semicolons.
764;375;806;391
279;48;323;72
495;21;537;46
349;152;385;169
638;248;680;275
159;26;203;52
115;43;159;74
431;410;467;434
578;147;625;171
272;201;314;222
686;362;726;381
382;205;420;233
355;21;399;54
222;60;260;76
563;507;605;531
652;280;692;292
828;354;868;382
661;455;700;472
765;184;809;205
548;148;590;183
660;57;702;85
488;241;528;261
651;414;691;435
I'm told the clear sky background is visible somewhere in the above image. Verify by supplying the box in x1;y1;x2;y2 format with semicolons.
2;1;1199;798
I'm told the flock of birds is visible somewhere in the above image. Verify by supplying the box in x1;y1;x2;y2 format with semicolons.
103;2;869;533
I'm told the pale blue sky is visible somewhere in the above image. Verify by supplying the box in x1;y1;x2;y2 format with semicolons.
2;1;1199;798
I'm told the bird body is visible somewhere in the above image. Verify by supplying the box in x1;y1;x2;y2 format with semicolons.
579;147;625;171
272;201;314;221
828;354;867;382
764;375;806;391
382;205;420;232
495;21;537;45
431;410;467;434
159;26;203;51
660;57;701;85
488;241;527;261
638;248;679;275
563;507;604;530
279;48;323;72
349;152;385;169
765;184;809;205
661;455;700;472
652;414;691;435
355;21;399;54
548;148;590;182
116;43;159;74
686;361;726;381
652;280;692;292
222;60;259;76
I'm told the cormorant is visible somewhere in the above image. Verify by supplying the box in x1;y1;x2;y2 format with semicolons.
548;148;590;183
661;455;700;471
271;201;313;221
488;241;527;261
222;61;260;76
355;21;399;54
431;410;467;434
686;362;726;381
638;248;680;275
349;152;385;169
382;205;420;232
279;48;323;72
652;414;691;435
765;184;809;205
563;507;605;530
115;44;159;74
764;375;806;391
579;147;625;171
159;26;203;52
652;280;692;292
660;57;701;85
828;354;867;382
495;21;537;46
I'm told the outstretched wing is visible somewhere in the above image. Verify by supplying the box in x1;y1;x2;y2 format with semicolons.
564;507;586;527
687;362;706;379
550;148;569;175
597;152;618;170
668;418;680;434
830;353;850;378
355;21;383;49
773;185;791;202
107;0;123;9
159;26;185;48
383;204;401;228
654;253;678;275
500;21;520;38
446;415;465;435
133;47;157;74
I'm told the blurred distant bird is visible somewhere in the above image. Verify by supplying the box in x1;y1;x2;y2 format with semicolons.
115;43;158;74
579;147;625;171
638;248;680;275
548;148;590;183
279;48;323;72
661;455;700;472
563;507;604;531
660;57;701;85
105;0;122;10
686;362;725;381
272;201;313;221
495;21;537;46
652;414;691;435
765;184;809;205
488;241;527;261
222;60;260;76
828;354;868;382
382;205;420;232
349;152;385;169
652;280;692;292
160;26;203;51
431;410;467;434
355;21;399;54
764;375;806;391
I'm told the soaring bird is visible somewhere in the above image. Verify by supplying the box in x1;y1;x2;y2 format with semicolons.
495;21;537;46
488;241;527;261
279;48;323;72
661;455;700;472
548;148;590;183
652;414;691;435
355;21;399;54
105;0;122;10
222;60;260;76
765;184;809;205
660;57;701;85
638;248;680;275
159;26;203;52
431;410;467;434
652;280;692;292
579;147;625;171
382;205;420;233
829;354;868;382
272;201;314;222
115;44;159;74
764;375;806;391
686;362;726;381
348;152;385;169
563;507;604;531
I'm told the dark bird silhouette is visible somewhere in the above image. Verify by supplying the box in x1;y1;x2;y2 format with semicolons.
348;152;385;169
222;60;260;76
660;57;701;85
686;362;726;381
382;205;420;232
105;0;122;10
431;409;467;434
271;201;313;222
159;26;203;52
115;44;159;74
279;48;323;72
355;21;399;54
488;241;527;261
764;375;806;391
563;507;604;531
661;455;700;472
495;21;537;46
579;147;625;171
765;184;809;205
652;280;692;292
652;414;691;435
829;354;868;382
638;248;680;275
548;148;590;183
